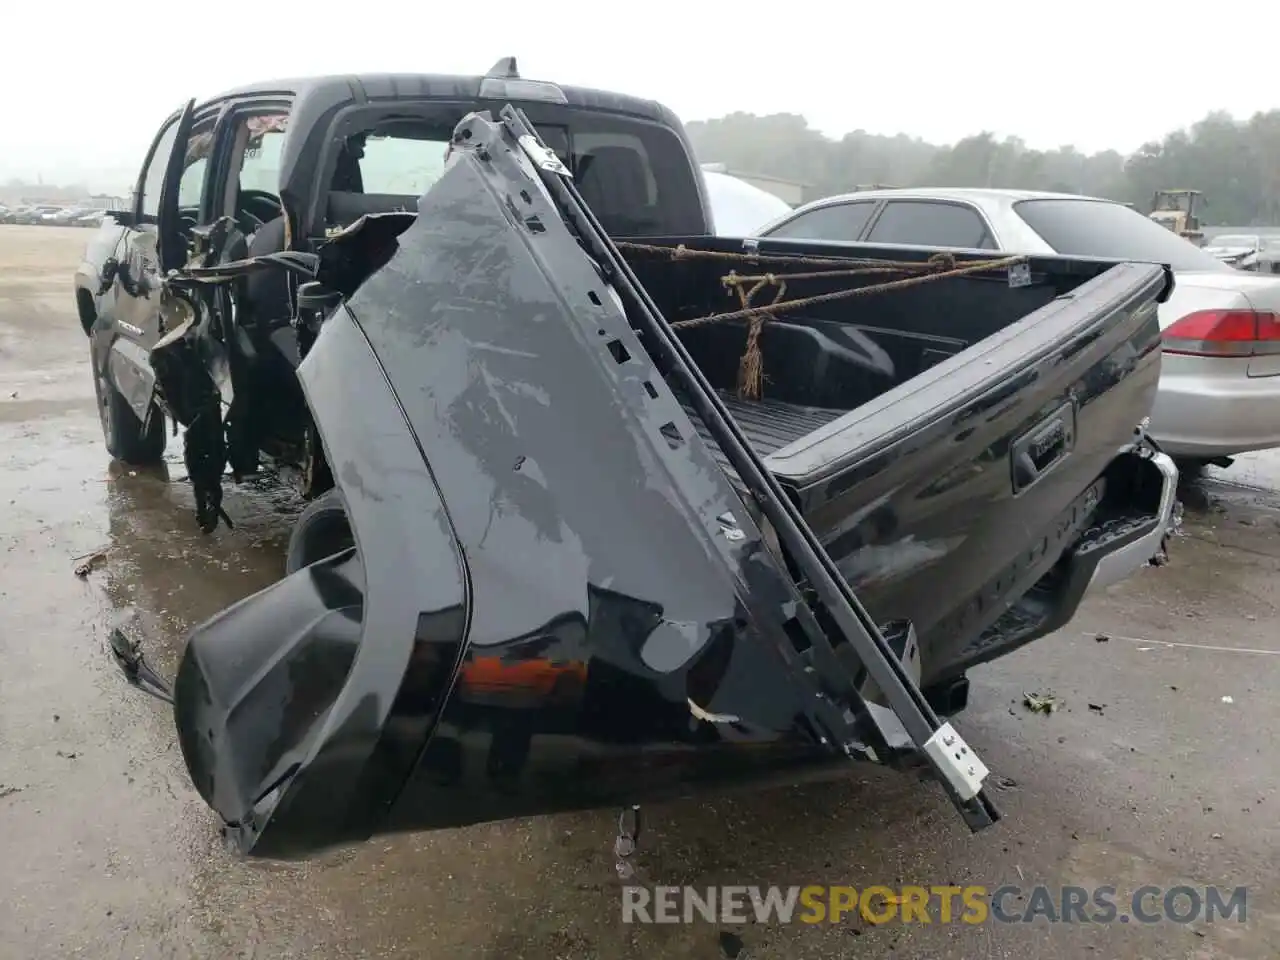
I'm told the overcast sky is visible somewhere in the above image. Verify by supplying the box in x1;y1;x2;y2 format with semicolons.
2;0;1275;190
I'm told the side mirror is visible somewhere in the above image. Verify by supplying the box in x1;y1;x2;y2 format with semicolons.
297;281;342;313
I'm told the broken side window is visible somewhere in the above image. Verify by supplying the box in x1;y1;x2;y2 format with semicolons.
356;132;453;195
238;114;289;195
177;118;218;210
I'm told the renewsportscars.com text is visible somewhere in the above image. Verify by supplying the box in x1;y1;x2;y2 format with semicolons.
621;884;1247;926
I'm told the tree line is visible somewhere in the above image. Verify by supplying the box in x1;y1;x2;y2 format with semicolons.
686;109;1280;226
1;179;92;204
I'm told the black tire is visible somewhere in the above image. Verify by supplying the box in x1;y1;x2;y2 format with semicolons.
92;347;166;465
285;489;355;574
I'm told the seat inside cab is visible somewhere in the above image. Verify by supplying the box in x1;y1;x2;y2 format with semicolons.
235;112;668;379
322;121;664;238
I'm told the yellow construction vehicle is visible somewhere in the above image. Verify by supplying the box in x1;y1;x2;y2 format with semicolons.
1149;190;1206;246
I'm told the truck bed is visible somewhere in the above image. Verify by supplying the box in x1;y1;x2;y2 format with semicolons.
678;394;845;482
632;235;1175;690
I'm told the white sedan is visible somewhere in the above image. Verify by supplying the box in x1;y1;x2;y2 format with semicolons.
754;188;1280;467
702;168;793;237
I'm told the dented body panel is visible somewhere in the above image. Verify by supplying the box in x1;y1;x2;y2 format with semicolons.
176;140;837;858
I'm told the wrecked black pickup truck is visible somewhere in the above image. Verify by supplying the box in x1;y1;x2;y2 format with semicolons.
81;64;1179;861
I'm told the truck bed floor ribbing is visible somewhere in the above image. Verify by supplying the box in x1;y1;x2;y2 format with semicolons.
677;394;845;484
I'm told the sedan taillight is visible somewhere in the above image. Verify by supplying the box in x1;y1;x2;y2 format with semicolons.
1162;309;1280;358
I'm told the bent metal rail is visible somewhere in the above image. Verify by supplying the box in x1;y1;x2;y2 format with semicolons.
500;104;1002;832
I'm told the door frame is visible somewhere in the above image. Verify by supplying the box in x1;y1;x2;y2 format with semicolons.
155;99;197;274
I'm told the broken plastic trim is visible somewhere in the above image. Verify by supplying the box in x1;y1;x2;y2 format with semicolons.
108;628;175;705
499;104;999;831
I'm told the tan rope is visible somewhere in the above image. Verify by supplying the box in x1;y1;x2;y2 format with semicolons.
672;254;1027;330
615;240;1028;401
724;251;957;284
617;240;952;271
722;271;788;400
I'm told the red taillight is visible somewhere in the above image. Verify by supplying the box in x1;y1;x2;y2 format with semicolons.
1162;309;1280;357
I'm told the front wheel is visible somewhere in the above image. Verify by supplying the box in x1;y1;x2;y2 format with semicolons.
92;346;166;465
285;489;355;574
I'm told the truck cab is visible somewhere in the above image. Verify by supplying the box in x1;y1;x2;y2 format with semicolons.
75;59;713;498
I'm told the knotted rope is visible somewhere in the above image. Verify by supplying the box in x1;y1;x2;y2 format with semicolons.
618;243;1029;400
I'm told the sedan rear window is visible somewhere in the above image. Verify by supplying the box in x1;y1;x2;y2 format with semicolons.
1013;199;1232;273
865;200;994;250
764;201;877;241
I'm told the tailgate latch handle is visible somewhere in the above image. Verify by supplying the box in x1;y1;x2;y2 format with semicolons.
1012;403;1075;493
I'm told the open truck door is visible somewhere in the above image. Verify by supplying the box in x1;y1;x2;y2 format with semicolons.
156;99;197;274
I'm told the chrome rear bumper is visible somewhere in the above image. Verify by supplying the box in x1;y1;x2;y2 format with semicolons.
1088;450;1180;592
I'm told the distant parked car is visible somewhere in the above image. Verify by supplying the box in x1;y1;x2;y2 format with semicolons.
1204;234;1264;270
1259;238;1280;276
755;188;1280;468
41;207;84;225
13;205;61;224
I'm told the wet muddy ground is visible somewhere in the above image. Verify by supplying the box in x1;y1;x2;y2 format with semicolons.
1;225;1276;959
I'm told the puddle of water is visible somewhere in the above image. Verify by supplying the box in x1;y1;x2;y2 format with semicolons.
1176;451;1280;548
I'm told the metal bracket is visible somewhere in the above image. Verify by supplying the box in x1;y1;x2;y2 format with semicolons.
516;135;572;177
923;723;989;801
1007;262;1032;288
614;805;642;880
860;620;921;707
1133;416;1152;446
